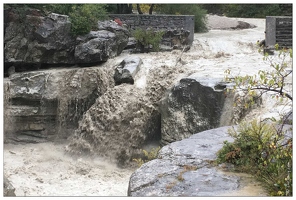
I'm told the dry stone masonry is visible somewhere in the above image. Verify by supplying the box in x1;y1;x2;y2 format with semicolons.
109;14;195;47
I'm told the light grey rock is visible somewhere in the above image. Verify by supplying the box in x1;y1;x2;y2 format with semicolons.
114;57;142;85
128;126;244;196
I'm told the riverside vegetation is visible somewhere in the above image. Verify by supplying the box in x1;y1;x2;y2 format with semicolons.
218;45;293;196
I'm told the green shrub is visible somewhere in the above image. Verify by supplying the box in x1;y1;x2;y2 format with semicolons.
133;28;165;52
223;4;283;18
217;120;292;196
133;146;161;167
69;4;107;36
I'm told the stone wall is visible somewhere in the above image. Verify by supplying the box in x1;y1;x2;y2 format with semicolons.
265;16;292;49
109;14;195;45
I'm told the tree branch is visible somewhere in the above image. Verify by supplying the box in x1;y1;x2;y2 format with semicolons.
250;86;292;101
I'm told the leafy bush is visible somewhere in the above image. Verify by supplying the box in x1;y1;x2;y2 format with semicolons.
68;4;107;36
5;4;108;36
133;146;161;167
224;44;292;107
223;4;283;18
217;120;292;196
133;28;165;52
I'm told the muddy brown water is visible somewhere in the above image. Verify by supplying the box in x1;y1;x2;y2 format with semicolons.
4;16;289;196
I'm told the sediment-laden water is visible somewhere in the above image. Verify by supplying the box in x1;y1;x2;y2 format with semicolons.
3;16;292;196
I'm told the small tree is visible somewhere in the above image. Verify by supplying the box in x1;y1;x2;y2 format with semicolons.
224;43;292;110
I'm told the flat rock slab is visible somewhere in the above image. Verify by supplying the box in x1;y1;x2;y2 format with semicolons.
128;126;267;196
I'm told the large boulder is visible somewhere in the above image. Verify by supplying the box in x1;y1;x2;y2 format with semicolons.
160;74;260;145
75;21;129;63
4;8;129;73
97;20;130;54
128;126;267;196
4;10;76;65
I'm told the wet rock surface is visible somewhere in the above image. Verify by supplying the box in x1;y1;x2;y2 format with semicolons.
75;21;129;63
128;126;267;196
4;9;129;74
160;75;255;145
4;11;76;65
114;56;142;85
4;67;114;143
3;14;291;196
4;176;16;196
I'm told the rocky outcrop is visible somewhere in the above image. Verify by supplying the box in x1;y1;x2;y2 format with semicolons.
4;176;16;196
4;8;129;74
160;74;260;145
114;57;142;85
4;10;76;65
75;21;129;64
128;126;266;196
4;66;114;143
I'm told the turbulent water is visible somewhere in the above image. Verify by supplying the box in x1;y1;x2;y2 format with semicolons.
3;17;292;196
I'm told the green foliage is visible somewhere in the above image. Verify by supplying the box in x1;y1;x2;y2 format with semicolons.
199;4;227;15
46;4;76;15
217;120;292;196
133;4;150;14
133;28;165;52
133;146;161;167
199;4;292;17
104;4;118;14
223;4;284;18
221;43;293;196
224;44;292;103
155;4;208;33
4;4;46;23
68;4;108;36
5;4;108;37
